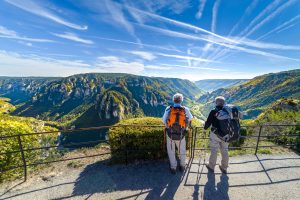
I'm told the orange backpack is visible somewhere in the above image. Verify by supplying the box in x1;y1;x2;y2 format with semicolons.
167;106;187;140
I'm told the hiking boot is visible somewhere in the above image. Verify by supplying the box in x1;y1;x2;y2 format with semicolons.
205;163;214;172
179;165;185;172
170;168;176;174
219;165;227;174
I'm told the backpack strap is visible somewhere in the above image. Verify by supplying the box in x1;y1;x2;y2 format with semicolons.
166;106;173;128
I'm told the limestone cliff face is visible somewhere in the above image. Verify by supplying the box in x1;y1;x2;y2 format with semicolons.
96;91;138;121
3;73;201;127
0;77;58;104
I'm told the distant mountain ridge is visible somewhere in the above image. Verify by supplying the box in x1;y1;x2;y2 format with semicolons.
1;73;202;127
195;79;248;92
0;77;60;104
198;69;300;118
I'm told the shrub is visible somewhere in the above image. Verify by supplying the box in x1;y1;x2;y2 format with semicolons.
0;120;39;182
108;117;165;163
230;128;247;148
0;115;58;182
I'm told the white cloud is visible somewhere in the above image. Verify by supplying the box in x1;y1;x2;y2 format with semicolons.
18;41;33;47
211;0;220;33
52;32;93;44
0;50;91;76
207;0;284;61
0;25;53;43
157;53;217;63
96;56;144;74
144;65;172;70
137;0;191;15
212;41;300;61
0;26;17;36
92;36;182;52
195;0;207;19
5;0;88;30
232;37;300;50
128;51;156;60
257;13;300;40
103;0;135;36
160;63;229;71
228;0;258;35
238;0;282;37
139;24;299;61
0;51;149;76
125;4;236;44
138;23;202;41
244;0;297;37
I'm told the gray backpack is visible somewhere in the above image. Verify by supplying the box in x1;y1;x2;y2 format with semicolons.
215;105;241;143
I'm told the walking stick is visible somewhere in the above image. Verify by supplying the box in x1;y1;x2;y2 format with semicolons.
163;126;166;152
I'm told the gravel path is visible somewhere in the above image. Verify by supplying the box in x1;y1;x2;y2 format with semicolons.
1;153;300;200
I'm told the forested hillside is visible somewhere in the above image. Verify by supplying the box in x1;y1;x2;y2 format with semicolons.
198;69;300;118
0;77;59;104
195;79;248;92
7;73;202;128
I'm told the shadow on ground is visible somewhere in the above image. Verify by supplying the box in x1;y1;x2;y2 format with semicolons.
1;154;300;200
71;160;183;200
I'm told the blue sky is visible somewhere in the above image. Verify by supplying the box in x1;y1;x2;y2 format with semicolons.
0;0;300;80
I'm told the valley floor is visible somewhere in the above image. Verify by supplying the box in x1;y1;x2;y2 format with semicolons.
0;153;300;200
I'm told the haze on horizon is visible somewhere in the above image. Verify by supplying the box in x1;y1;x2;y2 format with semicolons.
0;0;300;81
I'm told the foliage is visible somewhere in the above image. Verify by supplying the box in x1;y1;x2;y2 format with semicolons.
195;79;248;92
0;100;58;182
5;73;202;128
108;117;165;163
0;77;58;104
108;116;200;163
250;98;300;150
0;98;15;114
230;128;247;148
198;69;300;118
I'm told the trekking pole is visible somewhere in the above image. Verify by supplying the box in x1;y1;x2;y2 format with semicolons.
163;126;166;152
187;128;191;157
188;121;192;152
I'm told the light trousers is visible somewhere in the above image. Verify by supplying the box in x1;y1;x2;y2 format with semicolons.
208;132;229;170
166;135;186;169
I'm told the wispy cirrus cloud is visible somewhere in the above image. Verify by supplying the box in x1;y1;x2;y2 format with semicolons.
128;51;156;61
139;23;299;60
238;0;282;37
160;63;229;71
232;37;300;51
211;41;300;61
207;0;297;63
96;56;144;74
0;25;53;43
125;4;236;44
211;0;221;33
103;0;135;37
144;65;172;70
52;32;93;44
195;0;207;19
257;13;300;40
5;0;88;30
136;0;191;15
244;0;297;38
0;50;91;76
157;53;217;63
202;0;220;58
228;0;259;35
91;36;183;53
